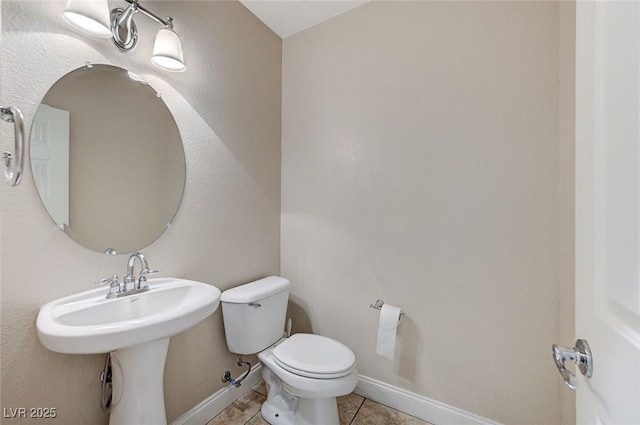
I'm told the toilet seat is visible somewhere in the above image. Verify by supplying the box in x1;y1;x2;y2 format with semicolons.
272;334;356;379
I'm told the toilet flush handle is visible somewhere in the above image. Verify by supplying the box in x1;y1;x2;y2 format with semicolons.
248;302;261;308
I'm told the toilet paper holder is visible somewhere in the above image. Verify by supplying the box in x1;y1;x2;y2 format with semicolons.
370;299;404;324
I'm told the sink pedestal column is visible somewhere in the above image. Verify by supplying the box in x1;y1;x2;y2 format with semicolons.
109;338;170;425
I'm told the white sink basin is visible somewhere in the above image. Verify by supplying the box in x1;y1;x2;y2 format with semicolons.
37;277;221;354
36;277;221;425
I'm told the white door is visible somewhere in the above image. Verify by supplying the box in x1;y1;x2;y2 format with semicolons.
574;1;640;424
31;104;70;228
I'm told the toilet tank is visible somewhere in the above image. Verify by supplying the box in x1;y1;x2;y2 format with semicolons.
221;276;290;355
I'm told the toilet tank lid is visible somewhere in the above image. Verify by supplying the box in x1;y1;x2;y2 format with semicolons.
221;276;290;304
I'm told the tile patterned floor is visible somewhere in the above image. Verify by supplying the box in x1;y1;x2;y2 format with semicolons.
206;382;432;425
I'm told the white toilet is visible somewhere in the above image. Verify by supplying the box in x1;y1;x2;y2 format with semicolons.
221;276;358;425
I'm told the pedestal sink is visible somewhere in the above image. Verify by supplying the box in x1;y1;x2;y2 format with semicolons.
36;278;221;425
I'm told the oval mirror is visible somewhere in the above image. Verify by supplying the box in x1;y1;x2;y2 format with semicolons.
30;64;186;254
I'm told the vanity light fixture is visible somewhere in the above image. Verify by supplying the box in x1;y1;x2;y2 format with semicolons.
62;0;112;38
62;0;186;72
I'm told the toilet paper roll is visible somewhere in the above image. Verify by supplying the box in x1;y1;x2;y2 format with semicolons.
376;303;401;360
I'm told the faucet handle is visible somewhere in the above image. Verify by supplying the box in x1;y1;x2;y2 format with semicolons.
140;268;159;276
95;275;121;299
137;268;159;289
96;275;119;286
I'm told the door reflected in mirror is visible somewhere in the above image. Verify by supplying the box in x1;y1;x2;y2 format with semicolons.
30;64;186;254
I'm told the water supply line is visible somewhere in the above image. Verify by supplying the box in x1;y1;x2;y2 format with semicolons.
221;356;252;388
100;353;113;411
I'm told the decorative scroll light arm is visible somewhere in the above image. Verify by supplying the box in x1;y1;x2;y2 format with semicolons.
122;0;173;28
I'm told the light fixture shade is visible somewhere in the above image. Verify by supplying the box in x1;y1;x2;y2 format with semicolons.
151;28;186;72
62;0;112;38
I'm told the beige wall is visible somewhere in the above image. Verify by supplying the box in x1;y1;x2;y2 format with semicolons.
0;1;281;424
282;2;569;424
558;2;576;424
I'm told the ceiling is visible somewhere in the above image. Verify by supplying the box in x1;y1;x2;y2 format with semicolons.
239;0;369;39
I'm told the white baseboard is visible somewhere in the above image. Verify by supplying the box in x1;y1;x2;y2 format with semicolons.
172;368;501;425
171;364;263;425
354;375;502;425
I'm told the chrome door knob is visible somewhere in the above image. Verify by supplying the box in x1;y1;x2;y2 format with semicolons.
552;339;593;390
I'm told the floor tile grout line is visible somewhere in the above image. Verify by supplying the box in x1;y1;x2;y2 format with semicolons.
214;390;429;425
348;396;367;425
244;410;260;425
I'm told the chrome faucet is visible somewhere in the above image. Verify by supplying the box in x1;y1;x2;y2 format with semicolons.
95;252;159;299
124;252;149;290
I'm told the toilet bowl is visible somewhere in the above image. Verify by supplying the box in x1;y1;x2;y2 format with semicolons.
221;277;358;425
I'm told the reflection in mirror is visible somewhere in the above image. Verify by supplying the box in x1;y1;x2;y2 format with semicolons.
30;64;186;254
